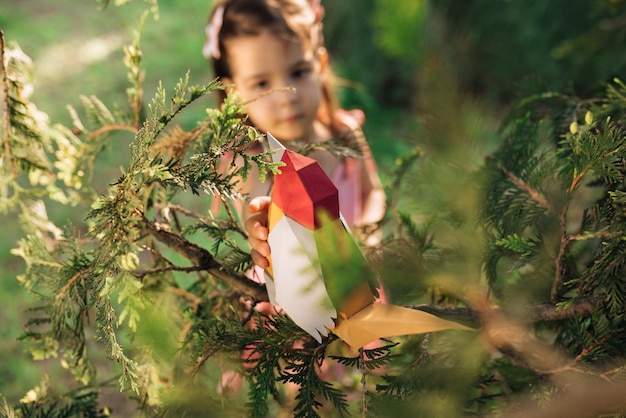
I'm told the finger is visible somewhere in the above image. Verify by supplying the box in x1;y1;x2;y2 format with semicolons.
248;196;271;214
249;235;270;258
250;249;269;269
245;213;269;240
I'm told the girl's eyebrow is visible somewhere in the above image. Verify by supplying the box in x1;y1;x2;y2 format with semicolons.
291;58;313;68
243;71;269;82
242;58;313;83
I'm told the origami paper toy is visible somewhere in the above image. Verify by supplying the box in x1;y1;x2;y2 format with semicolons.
263;133;471;348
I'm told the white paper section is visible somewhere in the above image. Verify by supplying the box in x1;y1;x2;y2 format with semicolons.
266;132;285;162
267;215;337;342
263;271;278;307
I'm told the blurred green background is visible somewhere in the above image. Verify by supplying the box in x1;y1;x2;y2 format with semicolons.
1;0;625;408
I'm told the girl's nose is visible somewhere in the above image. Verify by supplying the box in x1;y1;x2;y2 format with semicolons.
275;81;298;105
281;77;297;92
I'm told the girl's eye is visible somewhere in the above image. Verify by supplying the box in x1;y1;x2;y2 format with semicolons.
254;80;269;90
292;68;310;79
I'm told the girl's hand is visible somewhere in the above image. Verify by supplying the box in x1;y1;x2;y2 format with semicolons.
245;196;271;269
333;108;365;131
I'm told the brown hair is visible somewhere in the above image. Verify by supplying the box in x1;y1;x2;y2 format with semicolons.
205;0;339;134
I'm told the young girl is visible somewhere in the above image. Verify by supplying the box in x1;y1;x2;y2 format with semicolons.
203;0;386;266
203;0;387;399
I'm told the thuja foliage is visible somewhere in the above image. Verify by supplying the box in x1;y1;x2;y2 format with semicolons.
4;2;626;418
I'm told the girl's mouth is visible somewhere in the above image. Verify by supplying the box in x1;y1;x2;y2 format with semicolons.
282;114;303;123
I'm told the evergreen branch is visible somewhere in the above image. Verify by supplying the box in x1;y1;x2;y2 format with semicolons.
14;384;109;418
498;163;554;213
140;211;268;302
0;394;17;418
280;347;349;417
0;30;16;176
96;297;139;392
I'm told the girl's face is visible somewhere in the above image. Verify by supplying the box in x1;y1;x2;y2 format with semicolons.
223;30;323;142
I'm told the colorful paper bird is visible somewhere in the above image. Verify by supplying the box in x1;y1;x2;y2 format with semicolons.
263;133;470;348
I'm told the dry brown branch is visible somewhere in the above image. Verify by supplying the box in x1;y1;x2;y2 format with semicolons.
141;212;268;303
408;295;604;327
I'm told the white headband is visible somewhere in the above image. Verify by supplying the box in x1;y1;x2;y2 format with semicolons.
203;5;225;59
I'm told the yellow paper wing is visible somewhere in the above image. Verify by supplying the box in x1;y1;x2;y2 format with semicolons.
332;301;472;348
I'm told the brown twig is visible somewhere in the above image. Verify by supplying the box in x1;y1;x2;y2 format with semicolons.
87;123;137;139
58;269;90;298
601;364;626;380
359;347;367;417
154;202;212;223
154;201;247;238
544;333;617;383
551;204;570;303
221;198;247;237
498;163;554;213
567;230;617;242
242;86;296;107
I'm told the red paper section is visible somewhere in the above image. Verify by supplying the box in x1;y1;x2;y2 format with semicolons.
272;150;340;229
